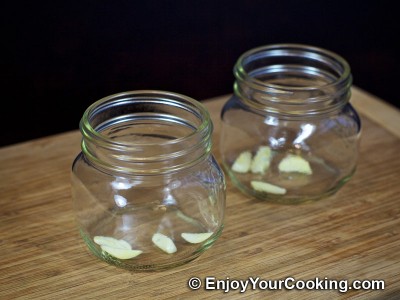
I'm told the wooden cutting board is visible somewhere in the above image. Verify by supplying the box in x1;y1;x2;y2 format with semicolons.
1;87;399;299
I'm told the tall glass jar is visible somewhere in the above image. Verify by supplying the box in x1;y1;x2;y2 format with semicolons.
220;44;361;204
72;91;225;270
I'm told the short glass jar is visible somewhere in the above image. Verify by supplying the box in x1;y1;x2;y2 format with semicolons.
72;90;225;270
220;44;361;204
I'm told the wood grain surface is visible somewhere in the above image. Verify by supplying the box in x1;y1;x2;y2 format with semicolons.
1;87;399;299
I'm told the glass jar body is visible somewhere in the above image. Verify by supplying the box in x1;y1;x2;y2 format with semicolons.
221;95;360;203
220;44;361;204
71;91;225;270
72;153;225;270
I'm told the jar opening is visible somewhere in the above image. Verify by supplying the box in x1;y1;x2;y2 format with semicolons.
80;91;213;174
234;44;352;115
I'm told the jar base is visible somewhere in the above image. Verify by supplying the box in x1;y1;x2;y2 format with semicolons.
224;165;356;205
79;226;224;271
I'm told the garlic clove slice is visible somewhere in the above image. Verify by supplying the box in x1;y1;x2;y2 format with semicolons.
93;236;132;250
278;154;312;175
116;239;132;250
101;245;142;259
181;232;213;244
251;181;287;195
231;151;252;173
251;146;272;174
152;233;177;254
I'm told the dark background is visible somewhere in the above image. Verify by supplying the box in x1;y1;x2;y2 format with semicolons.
2;1;399;146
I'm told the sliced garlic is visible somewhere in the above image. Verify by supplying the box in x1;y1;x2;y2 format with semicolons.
231;151;252;173
116;239;132;250
94;236;142;259
251;146;272;174
101;245;142;259
94;236;132;250
278;154;313;175
152;233;177;254
181;232;213;244
94;236;118;247
251;181;287;195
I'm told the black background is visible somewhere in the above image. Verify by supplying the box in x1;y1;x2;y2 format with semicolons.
2;1;399;146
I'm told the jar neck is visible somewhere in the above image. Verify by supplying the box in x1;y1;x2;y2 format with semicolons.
233;44;352;116
80;91;213;175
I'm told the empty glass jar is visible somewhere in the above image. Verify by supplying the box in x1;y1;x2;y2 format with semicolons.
220;44;361;204
72;90;225;270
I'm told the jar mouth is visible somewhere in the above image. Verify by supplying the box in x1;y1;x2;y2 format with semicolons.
234;43;351;93
79;90;213;174
233;44;353;114
81;90;211;147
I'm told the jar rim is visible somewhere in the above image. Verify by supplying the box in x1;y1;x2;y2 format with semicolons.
80;90;212;150
234;43;352;93
79;90;214;174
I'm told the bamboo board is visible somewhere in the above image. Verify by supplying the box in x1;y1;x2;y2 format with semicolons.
1;87;399;299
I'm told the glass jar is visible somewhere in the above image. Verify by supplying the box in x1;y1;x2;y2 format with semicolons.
220;44;361;204
71;90;225;271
